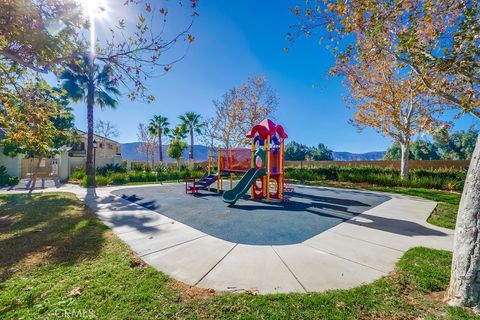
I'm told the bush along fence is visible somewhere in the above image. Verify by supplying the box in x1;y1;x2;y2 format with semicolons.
285;160;470;170
69;162;467;191
285;166;467;191
70;163;204;187
0;165;19;187
128;161;208;171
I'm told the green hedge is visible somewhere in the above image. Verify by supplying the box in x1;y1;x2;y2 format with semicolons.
78;168;204;187
73;164;467;191
0;165;19;186
70;167;86;181
285;166;467;191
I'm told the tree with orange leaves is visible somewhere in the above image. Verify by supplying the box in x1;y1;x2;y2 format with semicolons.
0;79;74;190
343;59;445;179
1;0;199;186
292;0;480;309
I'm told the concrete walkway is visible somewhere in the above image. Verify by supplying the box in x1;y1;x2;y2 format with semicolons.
0;183;454;294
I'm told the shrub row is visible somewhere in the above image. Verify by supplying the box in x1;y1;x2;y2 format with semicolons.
285;166;467;191
130;162;207;172
76;168;204;187
0;165;19;187
72;163;467;191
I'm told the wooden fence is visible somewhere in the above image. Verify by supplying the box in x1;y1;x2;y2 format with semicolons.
285;160;471;170
21;158;57;178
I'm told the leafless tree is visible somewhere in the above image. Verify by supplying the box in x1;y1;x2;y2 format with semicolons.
238;75;278;137
95;120;120;140
95;120;121;158
212;88;246;149
137;123;157;168
211;75;278;149
200;117;219;151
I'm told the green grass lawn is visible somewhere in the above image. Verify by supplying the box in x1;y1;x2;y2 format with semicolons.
0;193;476;319
299;180;461;230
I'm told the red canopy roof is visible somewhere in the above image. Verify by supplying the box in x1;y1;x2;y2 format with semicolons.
246;119;288;139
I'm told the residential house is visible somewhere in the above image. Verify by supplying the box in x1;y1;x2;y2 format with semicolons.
68;129;122;174
0;128;21;178
0;128;122;181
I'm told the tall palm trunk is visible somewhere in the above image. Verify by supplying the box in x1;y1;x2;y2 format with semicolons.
448;135;480;310
86;62;95;186
159;131;163;162
190;128;194;160
151;148;155;168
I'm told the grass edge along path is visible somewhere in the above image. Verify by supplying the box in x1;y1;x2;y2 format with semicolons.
0;192;475;319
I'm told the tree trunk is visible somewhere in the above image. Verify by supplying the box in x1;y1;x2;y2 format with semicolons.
190;128;194;160
86;71;95;186
400;142;410;179
159;132;163;163
151;149;155;169
29;157;43;191
448;135;480;311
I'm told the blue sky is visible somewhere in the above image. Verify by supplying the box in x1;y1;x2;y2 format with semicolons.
72;0;478;153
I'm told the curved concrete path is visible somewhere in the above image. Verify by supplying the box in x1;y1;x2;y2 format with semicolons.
1;183;454;294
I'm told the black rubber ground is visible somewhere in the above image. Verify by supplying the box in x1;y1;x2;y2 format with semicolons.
112;184;390;245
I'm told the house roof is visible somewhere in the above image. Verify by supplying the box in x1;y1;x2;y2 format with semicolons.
75;129;121;144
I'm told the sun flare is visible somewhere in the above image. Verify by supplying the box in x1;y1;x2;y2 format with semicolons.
77;0;107;19
76;0;108;55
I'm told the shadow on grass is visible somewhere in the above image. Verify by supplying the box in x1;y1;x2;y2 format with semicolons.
0;193;107;283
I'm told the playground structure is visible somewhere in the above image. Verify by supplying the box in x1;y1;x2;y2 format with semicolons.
186;119;288;205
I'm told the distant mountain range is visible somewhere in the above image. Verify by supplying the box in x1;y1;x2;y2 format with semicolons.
121;142;386;162
121;143;211;162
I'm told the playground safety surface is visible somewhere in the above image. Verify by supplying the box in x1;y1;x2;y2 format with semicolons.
112;184;391;245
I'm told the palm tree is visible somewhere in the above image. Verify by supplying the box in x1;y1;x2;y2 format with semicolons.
60;57;120;184
178;112;204;161
148;115;170;163
170;125;187;141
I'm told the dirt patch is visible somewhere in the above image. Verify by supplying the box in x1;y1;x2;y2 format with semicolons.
0;215;16;229
129;255;146;268
170;281;215;303
104;231;115;238
67;286;83;298
423;291;477;316
23;246;54;268
360;311;410;320
426;290;447;303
